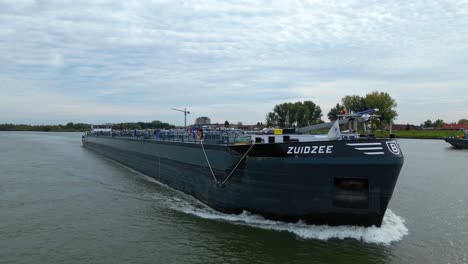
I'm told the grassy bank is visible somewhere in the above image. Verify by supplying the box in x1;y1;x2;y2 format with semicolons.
373;130;462;139
310;128;462;139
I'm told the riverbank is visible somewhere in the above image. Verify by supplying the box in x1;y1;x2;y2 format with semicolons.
0;123;89;132
309;129;462;139
0;128;86;132
1;128;462;139
373;130;462;139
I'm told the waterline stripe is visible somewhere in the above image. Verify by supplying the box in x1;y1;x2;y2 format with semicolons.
355;147;383;150
346;143;382;146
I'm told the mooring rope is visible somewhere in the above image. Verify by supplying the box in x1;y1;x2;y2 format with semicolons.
220;143;255;186
201;140;256;186
200;140;218;184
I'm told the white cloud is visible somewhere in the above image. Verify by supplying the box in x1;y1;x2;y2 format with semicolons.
48;49;64;67
0;0;467;125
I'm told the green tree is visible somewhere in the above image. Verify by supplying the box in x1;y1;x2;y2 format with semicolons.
302;101;322;126
294;102;307;127
433;119;445;128
286;102;297;126
364;91;398;128
137;122;147;129
265;101;322;127
458;119;468;125
342;95;368;113
73;123;91;131
224;121;230;128
151;120;163;128
422;120;433;128
273;103;290;127
266;112;277;127
327;103;345;121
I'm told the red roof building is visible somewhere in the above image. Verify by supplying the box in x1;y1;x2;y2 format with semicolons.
442;124;468;130
386;124;417;130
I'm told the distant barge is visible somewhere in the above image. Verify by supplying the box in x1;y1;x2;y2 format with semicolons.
445;129;468;149
82;119;404;227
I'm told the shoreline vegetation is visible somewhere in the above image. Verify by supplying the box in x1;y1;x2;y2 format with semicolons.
372;130;462;139
0;123;463;139
0;123;90;132
310;129;462;139
0;121;174;132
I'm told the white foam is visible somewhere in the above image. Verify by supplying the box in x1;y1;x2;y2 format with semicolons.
139;171;408;245
164;196;408;245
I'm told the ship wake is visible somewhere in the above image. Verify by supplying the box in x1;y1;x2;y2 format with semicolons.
158;193;408;245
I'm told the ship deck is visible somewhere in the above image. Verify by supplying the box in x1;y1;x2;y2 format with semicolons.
86;129;368;146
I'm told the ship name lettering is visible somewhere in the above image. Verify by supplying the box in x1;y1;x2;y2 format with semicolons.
287;145;333;155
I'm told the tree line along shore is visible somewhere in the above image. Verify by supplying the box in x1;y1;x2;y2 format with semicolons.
374;130;466;139
1;91;465;139
0;123;464;139
0;121;174;132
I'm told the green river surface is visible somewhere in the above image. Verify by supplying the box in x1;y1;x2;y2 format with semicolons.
1;132;467;264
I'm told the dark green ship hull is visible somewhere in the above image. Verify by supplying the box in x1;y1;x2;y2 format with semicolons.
445;138;468;149
82;135;404;227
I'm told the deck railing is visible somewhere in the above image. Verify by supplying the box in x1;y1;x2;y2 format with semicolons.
86;129;252;145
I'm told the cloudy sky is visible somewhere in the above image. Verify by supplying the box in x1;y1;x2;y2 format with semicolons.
1;0;467;126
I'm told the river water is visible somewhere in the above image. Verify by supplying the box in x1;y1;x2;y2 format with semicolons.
1;132;467;264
